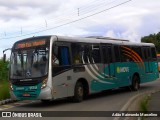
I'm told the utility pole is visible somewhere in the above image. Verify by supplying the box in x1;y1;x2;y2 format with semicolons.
45;19;47;28
21;27;22;35
78;8;79;16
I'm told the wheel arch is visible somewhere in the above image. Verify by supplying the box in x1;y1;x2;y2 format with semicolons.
76;78;89;97
132;72;140;84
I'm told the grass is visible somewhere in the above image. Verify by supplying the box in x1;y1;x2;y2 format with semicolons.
139;95;151;120
0;80;10;101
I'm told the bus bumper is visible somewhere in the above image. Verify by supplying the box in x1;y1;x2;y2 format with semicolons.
10;86;52;100
10;91;19;100
37;86;52;100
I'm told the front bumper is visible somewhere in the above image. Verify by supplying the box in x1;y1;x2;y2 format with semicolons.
11;84;52;100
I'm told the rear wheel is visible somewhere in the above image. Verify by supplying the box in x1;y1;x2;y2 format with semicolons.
131;75;140;91
73;82;84;102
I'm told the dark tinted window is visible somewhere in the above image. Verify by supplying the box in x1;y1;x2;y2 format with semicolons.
83;45;90;64
120;46;130;62
71;43;83;64
102;45;113;63
108;46;113;63
102;46;108;64
91;45;101;63
143;47;151;61
132;46;143;58
151;47;157;60
114;46;121;62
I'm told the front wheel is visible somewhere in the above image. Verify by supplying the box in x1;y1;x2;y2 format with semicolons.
41;99;51;104
131;75;140;91
73;82;84;102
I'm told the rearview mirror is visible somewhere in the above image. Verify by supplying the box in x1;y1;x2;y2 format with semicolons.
3;48;11;62
3;54;6;62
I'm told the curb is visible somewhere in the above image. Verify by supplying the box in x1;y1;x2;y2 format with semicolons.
113;89;160;120
0;99;18;105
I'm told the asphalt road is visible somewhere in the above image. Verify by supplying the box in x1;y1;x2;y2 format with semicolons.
1;78;160;120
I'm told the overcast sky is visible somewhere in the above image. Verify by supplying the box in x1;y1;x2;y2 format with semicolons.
0;0;160;58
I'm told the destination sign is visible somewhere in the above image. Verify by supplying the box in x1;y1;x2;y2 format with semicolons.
15;40;46;49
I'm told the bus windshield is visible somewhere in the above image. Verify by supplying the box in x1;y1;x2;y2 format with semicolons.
10;47;49;79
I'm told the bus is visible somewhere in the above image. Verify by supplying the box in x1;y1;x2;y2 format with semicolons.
157;54;160;71
4;35;159;102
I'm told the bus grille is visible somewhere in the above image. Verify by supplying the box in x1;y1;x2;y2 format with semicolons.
11;79;42;86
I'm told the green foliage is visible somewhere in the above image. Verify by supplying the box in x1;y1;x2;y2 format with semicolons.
0;81;10;100
0;59;9;82
0;59;10;100
141;32;160;53
139;95;151;120
140;96;149;113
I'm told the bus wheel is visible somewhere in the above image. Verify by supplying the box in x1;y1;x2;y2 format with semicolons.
132;75;140;91
41;100;51;104
73;82;84;102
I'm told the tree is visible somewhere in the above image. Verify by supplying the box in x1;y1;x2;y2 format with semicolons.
141;32;160;53
0;59;9;82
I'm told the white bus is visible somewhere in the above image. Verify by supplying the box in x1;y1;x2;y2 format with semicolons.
6;35;158;102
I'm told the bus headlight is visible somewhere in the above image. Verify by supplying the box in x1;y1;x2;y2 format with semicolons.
9;82;13;91
41;78;48;89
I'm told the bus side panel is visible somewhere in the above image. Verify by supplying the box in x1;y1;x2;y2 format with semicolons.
114;62;131;87
141;61;159;83
90;64;117;92
52;70;71;99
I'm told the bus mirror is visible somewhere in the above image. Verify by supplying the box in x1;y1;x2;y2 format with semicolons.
3;54;6;62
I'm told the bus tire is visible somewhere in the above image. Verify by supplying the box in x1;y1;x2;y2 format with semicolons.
41;100;51;104
131;75;140;91
73;82;84;102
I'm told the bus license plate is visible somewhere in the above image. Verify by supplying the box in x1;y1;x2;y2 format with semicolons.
23;93;30;97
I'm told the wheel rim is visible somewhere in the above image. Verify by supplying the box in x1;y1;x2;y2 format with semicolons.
134;76;139;90
135;81;139;90
78;86;83;97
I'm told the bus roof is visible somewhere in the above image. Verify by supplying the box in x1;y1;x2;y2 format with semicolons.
13;35;155;48
56;35;155;47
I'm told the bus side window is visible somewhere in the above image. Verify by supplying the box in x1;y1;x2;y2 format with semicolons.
132;46;143;61
147;47;152;61
114;46;121;62
59;46;70;66
83;45;91;64
143;48;147;61
107;46;113;63
71;43;82;64
151;47;157;61
142;47;151;61
91;45;101;63
120;46;131;62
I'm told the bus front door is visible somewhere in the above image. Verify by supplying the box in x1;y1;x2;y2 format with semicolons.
102;44;116;88
52;45;71;99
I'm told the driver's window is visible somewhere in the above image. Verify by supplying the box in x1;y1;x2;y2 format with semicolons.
52;46;70;66
52;44;71;76
52;54;59;66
